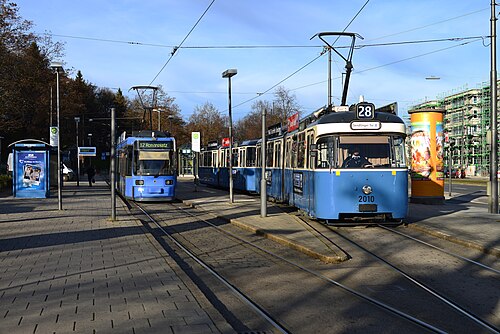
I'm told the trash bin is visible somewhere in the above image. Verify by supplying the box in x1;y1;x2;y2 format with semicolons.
10;140;51;198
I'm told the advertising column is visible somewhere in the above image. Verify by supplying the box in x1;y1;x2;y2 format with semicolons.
409;108;445;204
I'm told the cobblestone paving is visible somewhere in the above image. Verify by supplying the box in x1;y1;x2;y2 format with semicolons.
0;183;221;334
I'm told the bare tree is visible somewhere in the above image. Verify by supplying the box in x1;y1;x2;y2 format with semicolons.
272;86;301;124
187;102;228;146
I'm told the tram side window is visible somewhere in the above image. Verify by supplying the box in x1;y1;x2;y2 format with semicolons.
392;136;406;167
266;142;274;167
274;141;281;168
126;147;133;175
307;131;315;169
238;149;244;168
285;139;292;168
247;147;256;167
256;146;261;167
316;138;335;169
297;132;305;169
291;136;298;168
212;151;218;168
232;148;238;167
203;152;212;167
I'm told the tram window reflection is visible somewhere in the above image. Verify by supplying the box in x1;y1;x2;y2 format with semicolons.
315;135;406;169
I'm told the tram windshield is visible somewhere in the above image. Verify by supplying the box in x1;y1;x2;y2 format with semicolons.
135;150;175;176
315;135;406;169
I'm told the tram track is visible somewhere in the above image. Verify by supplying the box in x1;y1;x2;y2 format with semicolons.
299;218;500;333
128;199;481;333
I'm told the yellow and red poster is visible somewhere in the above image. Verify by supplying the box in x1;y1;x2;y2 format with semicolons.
409;109;445;202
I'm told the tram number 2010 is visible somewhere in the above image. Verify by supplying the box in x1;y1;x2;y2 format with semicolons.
358;195;375;203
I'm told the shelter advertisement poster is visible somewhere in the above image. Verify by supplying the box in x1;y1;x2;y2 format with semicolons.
16;151;47;195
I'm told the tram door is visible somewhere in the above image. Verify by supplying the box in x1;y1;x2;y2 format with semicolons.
178;148;193;176
306;131;315;214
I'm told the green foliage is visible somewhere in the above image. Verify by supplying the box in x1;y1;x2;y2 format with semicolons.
0;174;12;191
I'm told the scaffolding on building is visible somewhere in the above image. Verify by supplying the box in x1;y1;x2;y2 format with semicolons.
409;81;499;176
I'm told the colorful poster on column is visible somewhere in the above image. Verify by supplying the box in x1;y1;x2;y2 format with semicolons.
410;122;432;180
435;121;444;180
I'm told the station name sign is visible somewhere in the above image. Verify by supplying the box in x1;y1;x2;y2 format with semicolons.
78;147;96;157
138;141;173;150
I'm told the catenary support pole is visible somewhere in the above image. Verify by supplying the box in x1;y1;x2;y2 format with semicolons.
111;107;116;221
489;0;498;213
261;108;267;218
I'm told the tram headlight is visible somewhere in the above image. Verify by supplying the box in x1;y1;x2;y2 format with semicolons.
362;185;372;195
165;180;173;185
135;180;144;185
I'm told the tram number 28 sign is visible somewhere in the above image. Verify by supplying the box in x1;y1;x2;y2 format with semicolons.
356;102;375;119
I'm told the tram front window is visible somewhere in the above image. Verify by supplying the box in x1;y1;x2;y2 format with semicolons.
316;135;406;169
135;151;175;175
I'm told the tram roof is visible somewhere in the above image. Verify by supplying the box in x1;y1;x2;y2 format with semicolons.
315;111;404;125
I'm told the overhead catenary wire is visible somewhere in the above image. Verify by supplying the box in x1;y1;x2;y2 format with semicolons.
149;0;216;85
39;32;488;50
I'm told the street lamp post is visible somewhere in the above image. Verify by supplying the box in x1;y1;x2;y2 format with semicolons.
75;117;80;187
222;68;237;203
50;61;64;210
156;108;162;131
168;115;174;134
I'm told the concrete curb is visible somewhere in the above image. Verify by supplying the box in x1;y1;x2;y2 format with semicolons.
407;223;500;258
182;199;348;264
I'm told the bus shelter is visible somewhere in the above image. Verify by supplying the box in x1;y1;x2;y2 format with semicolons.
9;139;51;198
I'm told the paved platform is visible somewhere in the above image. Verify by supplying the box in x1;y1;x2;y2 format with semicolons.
1;176;498;333
176;177;500;260
0;181;228;334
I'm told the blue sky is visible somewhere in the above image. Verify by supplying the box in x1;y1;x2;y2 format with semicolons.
15;1;492;121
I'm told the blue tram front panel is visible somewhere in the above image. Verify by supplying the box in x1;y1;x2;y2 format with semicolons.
282;168;407;221
312;169;408;220
123;176;176;201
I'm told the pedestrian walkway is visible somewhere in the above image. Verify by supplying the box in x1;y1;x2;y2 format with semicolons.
0;181;227;334
176;177;500;260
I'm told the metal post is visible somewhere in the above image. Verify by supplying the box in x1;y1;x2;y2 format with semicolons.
448;145;452;197
261;108;267;217
157;109;161;131
75;117;80;187
111;107;116;221
490;0;498;213
222;69;237;203
55;68;62;210
228;75;234;203
328;47;332;109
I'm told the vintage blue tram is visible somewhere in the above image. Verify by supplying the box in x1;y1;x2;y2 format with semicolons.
199;102;408;223
116;130;176;201
199;139;259;192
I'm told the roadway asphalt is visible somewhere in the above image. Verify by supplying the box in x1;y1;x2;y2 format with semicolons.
175;176;500;259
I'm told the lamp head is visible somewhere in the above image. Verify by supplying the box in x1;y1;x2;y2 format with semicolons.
50;61;64;71
222;69;237;78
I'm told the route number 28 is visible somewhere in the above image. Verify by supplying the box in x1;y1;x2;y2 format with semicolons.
356;102;375;119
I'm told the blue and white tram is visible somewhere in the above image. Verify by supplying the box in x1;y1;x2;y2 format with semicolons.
116;130;176;201
199;139;260;192
277;102;408;222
